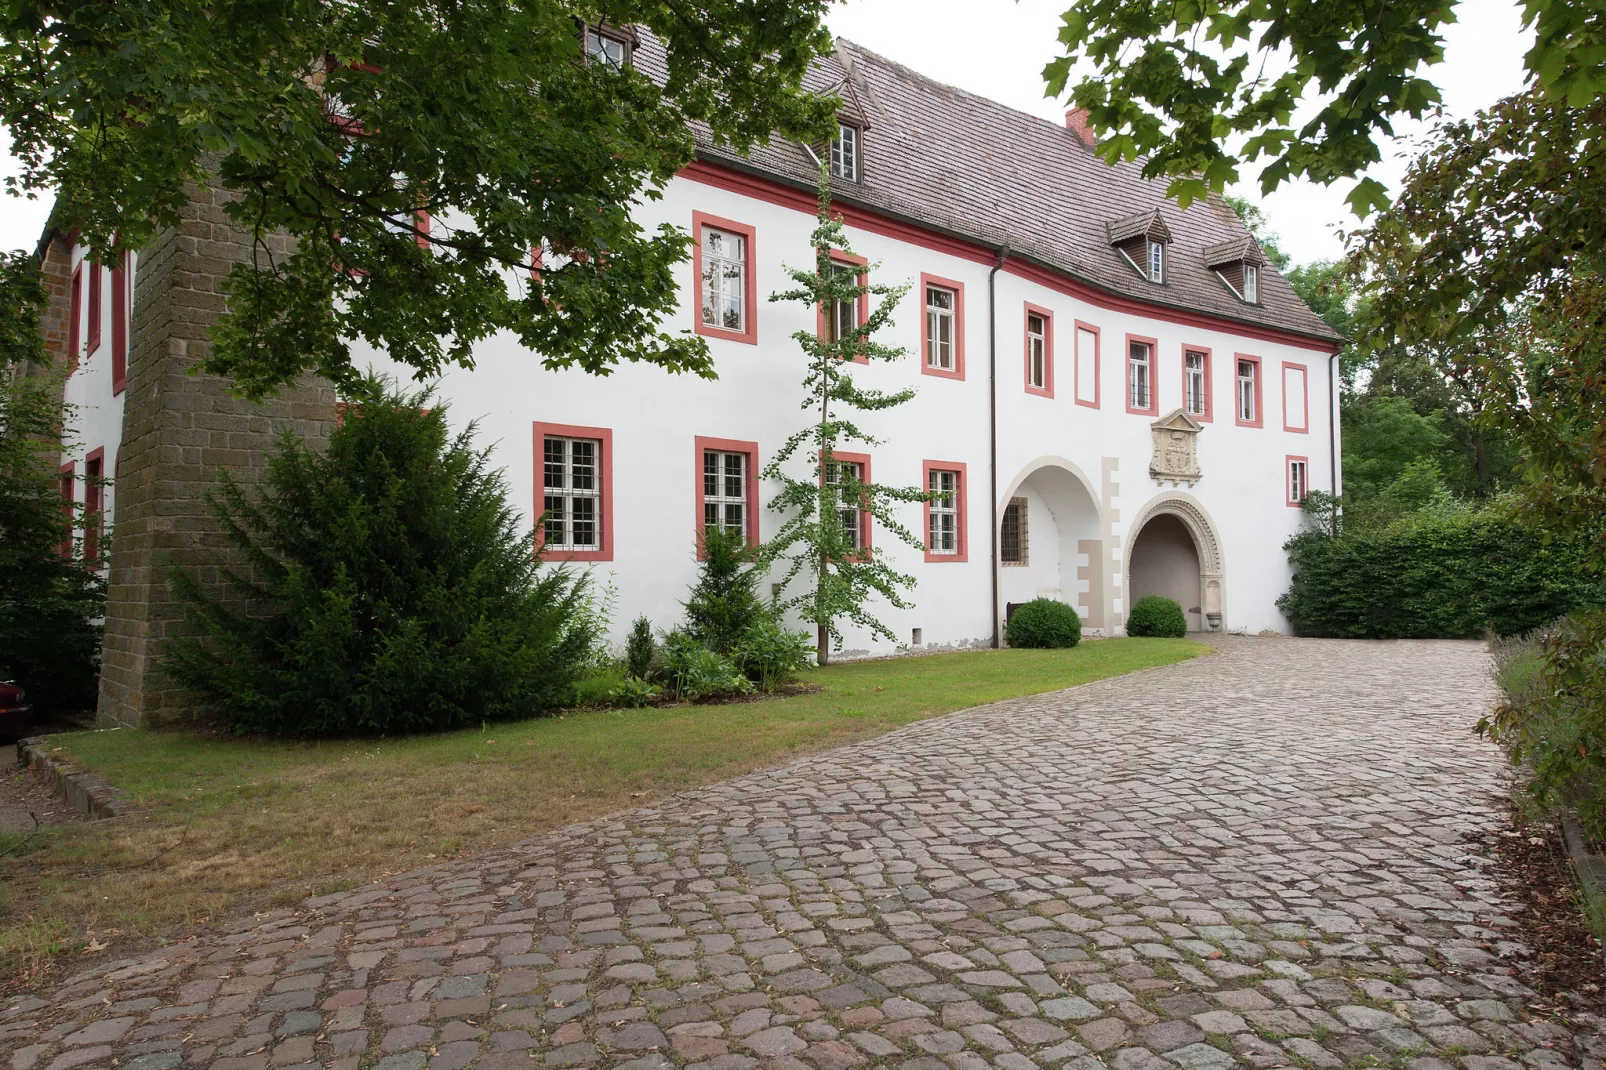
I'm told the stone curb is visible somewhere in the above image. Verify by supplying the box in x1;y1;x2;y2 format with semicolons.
16;735;140;820
1561;814;1606;949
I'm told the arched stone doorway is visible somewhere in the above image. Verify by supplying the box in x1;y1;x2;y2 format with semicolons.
999;458;1105;630
1125;495;1225;632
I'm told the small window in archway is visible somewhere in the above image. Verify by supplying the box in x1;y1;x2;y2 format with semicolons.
1001;496;1028;565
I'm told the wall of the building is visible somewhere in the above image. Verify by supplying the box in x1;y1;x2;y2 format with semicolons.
58;245;132;533
350;169;1337;651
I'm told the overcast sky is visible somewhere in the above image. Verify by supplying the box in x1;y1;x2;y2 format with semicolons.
1;0;1532;266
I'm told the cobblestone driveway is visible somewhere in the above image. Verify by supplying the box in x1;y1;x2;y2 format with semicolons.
8;638;1604;1070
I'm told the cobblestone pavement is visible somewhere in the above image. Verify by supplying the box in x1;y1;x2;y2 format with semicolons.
8;638;1604;1070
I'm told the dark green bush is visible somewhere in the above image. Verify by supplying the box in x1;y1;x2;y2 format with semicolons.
163;376;596;736
1279;501;1605;638
685;525;765;654
1126;596;1187;638
1005;598;1083;648
0;258;105;715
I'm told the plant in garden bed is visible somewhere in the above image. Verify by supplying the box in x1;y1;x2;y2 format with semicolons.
1482;616;1606;842
761;171;926;665
163;375;597;736
660;630;753;702
732;616;814;692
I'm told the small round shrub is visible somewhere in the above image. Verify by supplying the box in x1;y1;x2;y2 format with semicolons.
1005;598;1083;649
1127;595;1188;637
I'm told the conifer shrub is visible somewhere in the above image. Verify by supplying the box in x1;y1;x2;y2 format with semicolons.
624;615;656;680
163;376;596;736
684;524;765;654
1005;598;1083;648
1126;595;1188;638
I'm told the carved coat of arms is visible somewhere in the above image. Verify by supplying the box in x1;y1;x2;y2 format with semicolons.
1149;409;1204;486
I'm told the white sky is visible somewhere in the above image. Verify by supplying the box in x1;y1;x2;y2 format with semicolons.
0;0;1532;266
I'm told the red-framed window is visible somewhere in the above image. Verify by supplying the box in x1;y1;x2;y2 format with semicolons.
1282;361;1309;433
1286;455;1310;507
533;422;613;562
1125;333;1159;416
1182;345;1212;422
692;211;758;346
822;449;873;555
58;462;75;558
922;460;968;563
695;436;760;555
1024;303;1053;398
67;265;83;371
1235;354;1264;428
1073;320;1100;408
85;259;103;356
818;249;869;364
919;273;965;380
84;448;104;567
111;249;129;394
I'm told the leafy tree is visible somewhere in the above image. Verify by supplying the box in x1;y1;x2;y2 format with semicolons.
1044;0;1605;213
163;375;595;736
761;175;925;666
0;1;836;398
683;524;765;656
0;252;105;713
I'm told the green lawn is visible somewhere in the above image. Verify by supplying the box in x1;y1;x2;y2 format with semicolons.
1;638;1205;988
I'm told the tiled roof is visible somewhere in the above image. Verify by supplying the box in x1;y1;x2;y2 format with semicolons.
668;37;1342;346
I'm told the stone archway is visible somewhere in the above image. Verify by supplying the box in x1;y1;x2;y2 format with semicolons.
1125;494;1225;632
998;458;1106;630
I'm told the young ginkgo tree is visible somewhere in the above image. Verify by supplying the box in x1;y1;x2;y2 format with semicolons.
760;175;927;665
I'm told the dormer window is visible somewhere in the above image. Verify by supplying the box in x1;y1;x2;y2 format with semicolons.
585;27;629;69
1205;237;1268;305
831;123;858;181
1106;209;1172;287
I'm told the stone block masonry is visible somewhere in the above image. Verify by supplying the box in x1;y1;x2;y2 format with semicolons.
96;178;335;727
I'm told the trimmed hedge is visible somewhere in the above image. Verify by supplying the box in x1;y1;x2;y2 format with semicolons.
1005;598;1083;648
1279;505;1604;639
1127;595;1187;638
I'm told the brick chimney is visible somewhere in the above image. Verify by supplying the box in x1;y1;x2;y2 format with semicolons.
1065;107;1095;148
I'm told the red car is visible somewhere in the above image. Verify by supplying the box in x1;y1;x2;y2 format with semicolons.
0;682;33;742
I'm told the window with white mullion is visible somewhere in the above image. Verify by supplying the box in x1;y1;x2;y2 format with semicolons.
1184;351;1207;416
827;264;859;343
543;436;601;551
1288;459;1309;504
826;460;864;551
928;469;959;555
925;285;955;370
1237;359;1258;422
1128;341;1152;410
1027;313;1047;389
830;123;858;181
1148;240;1164;283
1243;264;1259;303
700;227;746;332
703;449;748;540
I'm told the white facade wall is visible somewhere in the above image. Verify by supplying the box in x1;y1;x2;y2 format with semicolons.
59;244;132;552
65;169;1337;653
